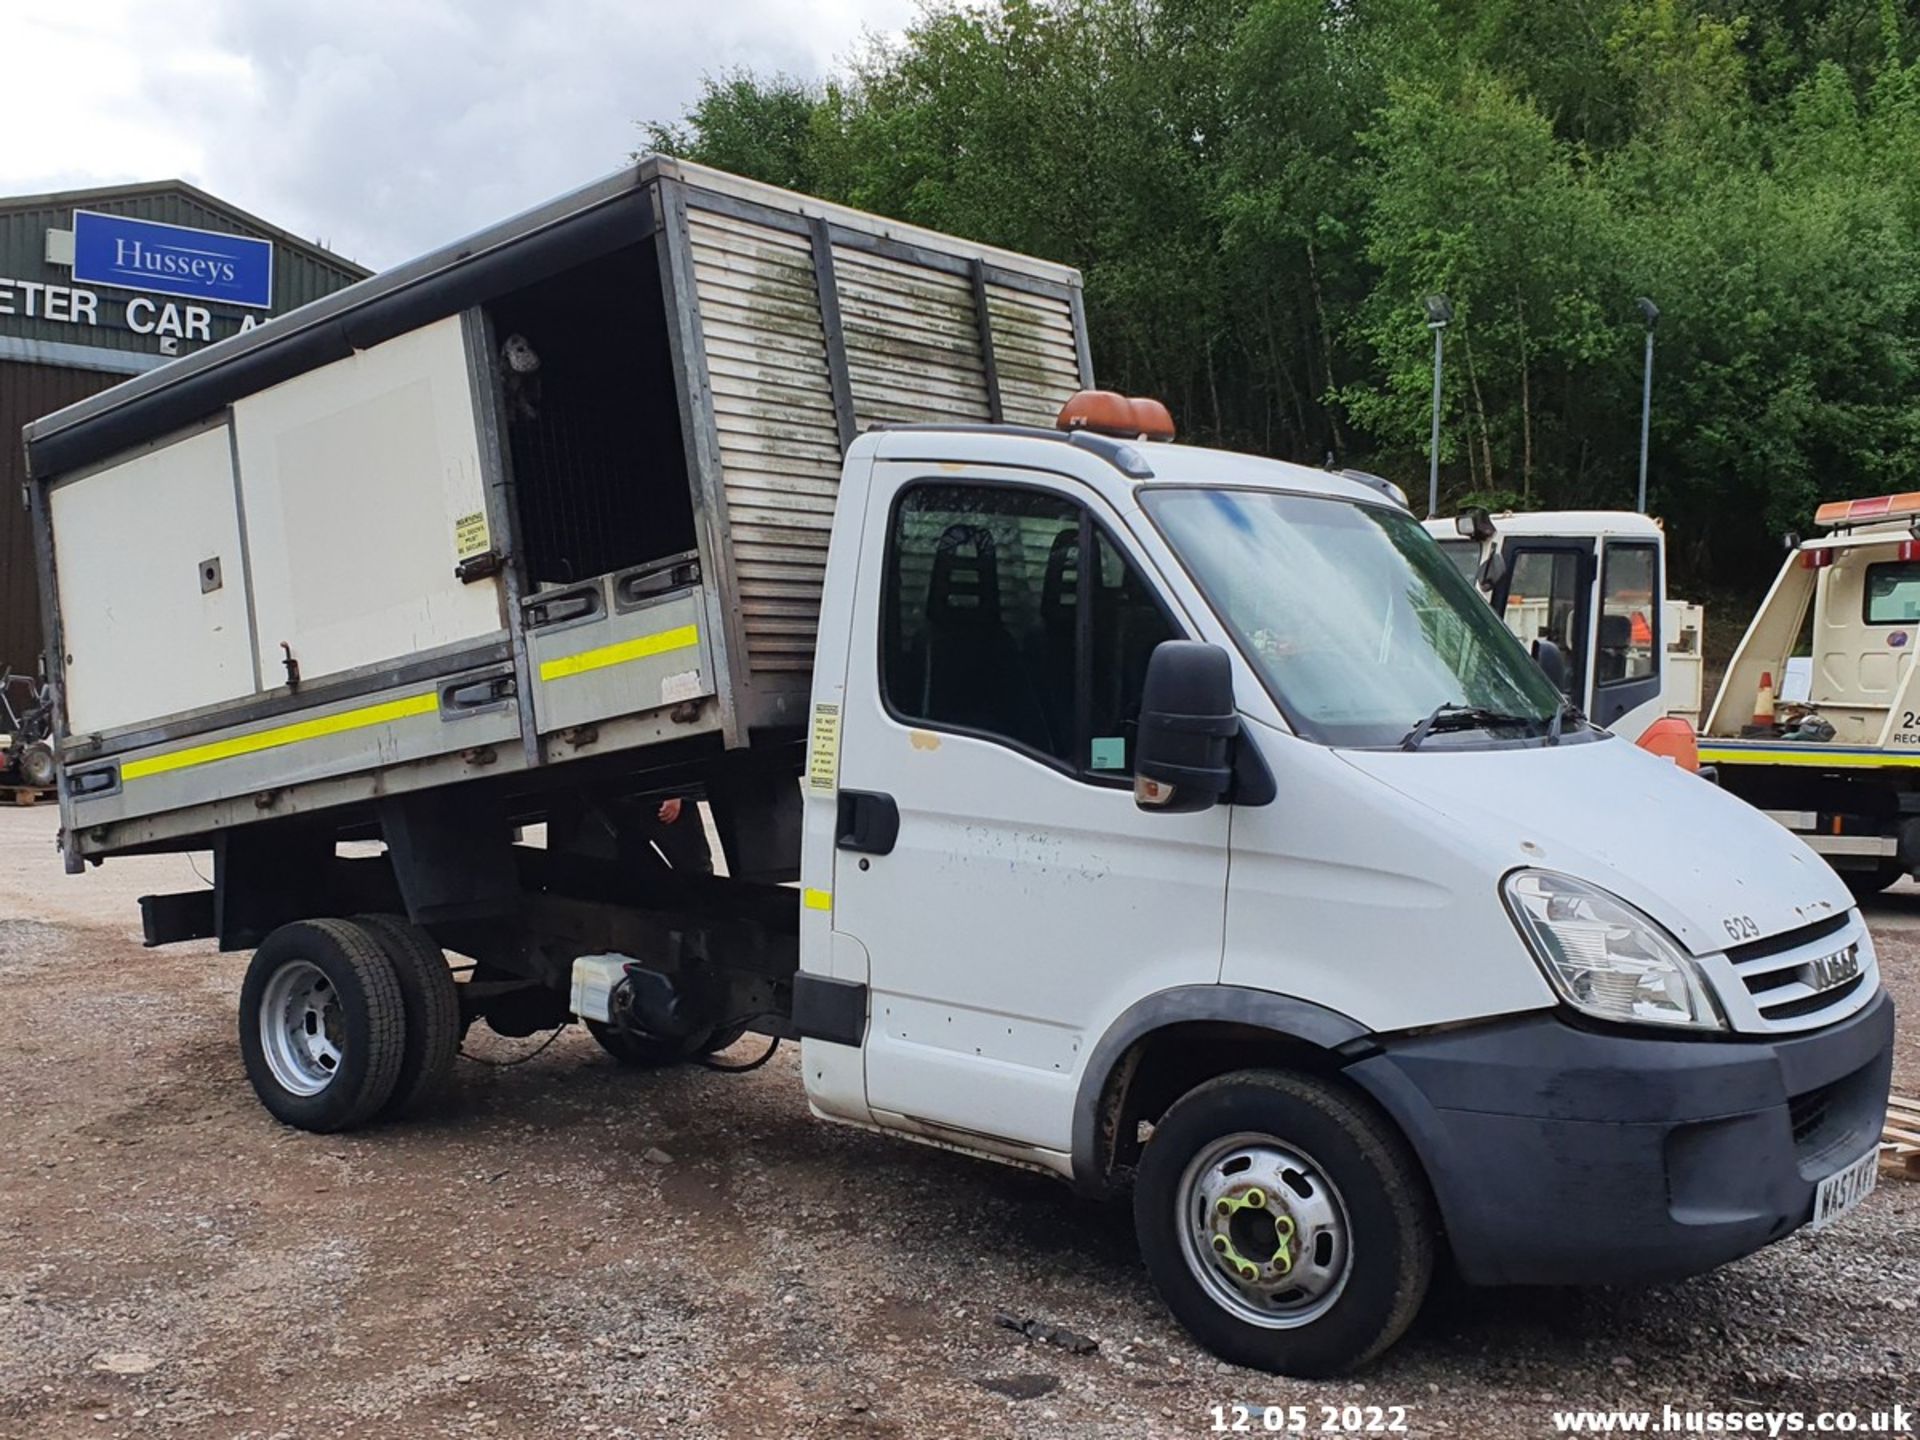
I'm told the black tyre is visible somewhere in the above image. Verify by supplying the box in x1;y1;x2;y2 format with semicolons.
585;1020;714;1067
354;914;462;1117
238;919;406;1133
1842;863;1903;898
19;742;54;790
1133;1069;1434;1377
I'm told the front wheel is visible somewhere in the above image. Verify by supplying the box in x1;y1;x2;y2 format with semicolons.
1133;1069;1434;1377
1842;863;1904;899
585;1020;708;1068
238;919;406;1132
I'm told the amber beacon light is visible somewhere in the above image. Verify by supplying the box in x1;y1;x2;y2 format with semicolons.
1056;390;1177;442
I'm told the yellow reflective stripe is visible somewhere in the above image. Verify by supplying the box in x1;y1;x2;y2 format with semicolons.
802;888;833;911
121;691;440;781
1697;747;1920;768
538;624;699;682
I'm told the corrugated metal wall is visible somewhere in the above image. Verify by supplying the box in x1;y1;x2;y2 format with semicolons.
0;189;365;360
0;363;119;678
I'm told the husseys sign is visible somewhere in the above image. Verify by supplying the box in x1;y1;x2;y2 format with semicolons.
1;210;279;354
71;211;274;309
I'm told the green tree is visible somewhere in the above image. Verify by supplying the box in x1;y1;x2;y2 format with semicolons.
642;0;1920;599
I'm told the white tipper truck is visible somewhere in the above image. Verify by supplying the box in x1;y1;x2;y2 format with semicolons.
23;159;1894;1377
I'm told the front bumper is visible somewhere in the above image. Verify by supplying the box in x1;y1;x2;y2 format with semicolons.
1346;989;1895;1286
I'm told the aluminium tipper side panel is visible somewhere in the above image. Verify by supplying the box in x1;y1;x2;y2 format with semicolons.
51;421;257;736
832;243;994;429
232;315;506;686
685;205;843;684
984;283;1085;429
525;583;722;736
676;182;1091;738
65;659;522;842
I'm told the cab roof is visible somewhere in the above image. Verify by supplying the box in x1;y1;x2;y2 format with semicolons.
863;425;1397;511
1426;510;1665;540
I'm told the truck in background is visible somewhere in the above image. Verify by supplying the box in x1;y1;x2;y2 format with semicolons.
22;163;1893;1377
1705;492;1920;894
1425;510;1705;752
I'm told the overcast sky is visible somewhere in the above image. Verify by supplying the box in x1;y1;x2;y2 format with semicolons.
0;1;914;272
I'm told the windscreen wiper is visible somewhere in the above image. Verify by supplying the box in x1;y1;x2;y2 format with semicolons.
1547;697;1584;746
1401;702;1542;751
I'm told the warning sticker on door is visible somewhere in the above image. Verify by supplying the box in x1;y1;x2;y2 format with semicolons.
454;511;491;558
808;702;840;792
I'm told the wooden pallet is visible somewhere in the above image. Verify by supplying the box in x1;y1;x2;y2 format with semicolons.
0;785;53;807
1884;1095;1920;1179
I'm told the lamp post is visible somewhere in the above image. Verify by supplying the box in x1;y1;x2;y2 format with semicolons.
1425;295;1452;518
1635;297;1659;514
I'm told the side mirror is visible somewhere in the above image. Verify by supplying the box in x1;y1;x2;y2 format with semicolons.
1532;637;1569;693
1135;640;1238;813
1455;507;1496;543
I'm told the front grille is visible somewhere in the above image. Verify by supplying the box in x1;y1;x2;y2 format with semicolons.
1724;912;1850;968
1723;912;1874;1032
1763;972;1866;1021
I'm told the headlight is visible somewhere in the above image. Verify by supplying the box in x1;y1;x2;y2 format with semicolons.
1502;870;1724;1031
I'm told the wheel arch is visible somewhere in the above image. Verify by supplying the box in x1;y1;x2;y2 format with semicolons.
1070;986;1377;1197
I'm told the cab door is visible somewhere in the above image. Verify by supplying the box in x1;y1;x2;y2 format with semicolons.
1494;541;1594;709
828;464;1230;1154
1591;538;1664;734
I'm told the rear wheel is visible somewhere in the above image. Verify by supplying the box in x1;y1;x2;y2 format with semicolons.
1133;1069;1433;1377
354;914;461;1117
238;919;405;1132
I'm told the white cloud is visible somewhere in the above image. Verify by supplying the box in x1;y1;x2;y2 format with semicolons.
0;0;914;270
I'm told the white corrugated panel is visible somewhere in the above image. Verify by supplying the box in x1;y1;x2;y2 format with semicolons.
987;284;1084;428
689;209;840;674
833;245;993;428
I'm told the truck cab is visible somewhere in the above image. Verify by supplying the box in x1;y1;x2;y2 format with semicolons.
1706;491;1920;892
795;414;1890;1374
1423;510;1704;742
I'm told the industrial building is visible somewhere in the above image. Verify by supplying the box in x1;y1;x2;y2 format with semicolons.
1;182;366;680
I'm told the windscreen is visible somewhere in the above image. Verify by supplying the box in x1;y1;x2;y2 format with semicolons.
1143;487;1565;747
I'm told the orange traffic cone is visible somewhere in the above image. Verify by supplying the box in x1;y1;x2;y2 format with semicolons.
1754;671;1777;729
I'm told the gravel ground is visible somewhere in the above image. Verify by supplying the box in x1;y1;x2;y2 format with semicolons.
0;804;1913;1440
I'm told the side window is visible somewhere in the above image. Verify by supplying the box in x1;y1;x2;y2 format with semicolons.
1088;530;1179;773
1864;561;1920;624
880;482;1177;778
1503;548;1585;698
1598;542;1659;685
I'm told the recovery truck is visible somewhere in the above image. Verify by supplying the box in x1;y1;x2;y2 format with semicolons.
1425;510;1706;748
1705;491;1920;894
22;159;1893;1377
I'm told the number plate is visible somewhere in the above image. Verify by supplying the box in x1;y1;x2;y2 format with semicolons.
1811;1148;1878;1231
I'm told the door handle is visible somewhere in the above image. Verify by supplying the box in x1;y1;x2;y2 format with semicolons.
524;588;602;629
836;790;899;855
